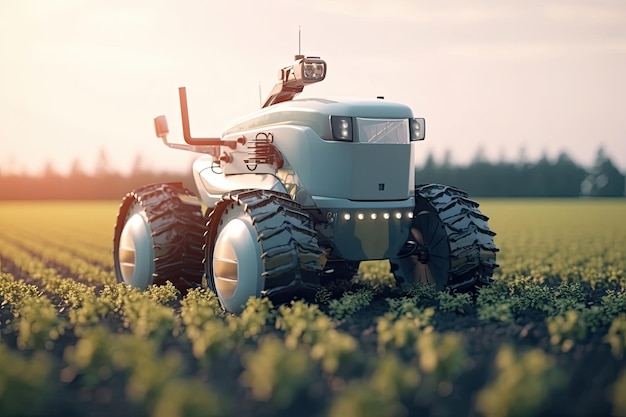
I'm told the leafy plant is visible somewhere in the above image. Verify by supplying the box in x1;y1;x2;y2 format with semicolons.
604;314;626;359
99;283;180;339
437;291;472;314
477;302;514;324
14;296;65;350
416;331;466;383
226;296;275;341
0;342;56;416
404;282;438;300
276;300;359;374
377;307;434;354
475;344;563;417
328;288;374;320
546;310;588;352
62;325;118;387
151;378;229;417
240;335;317;411
328;354;419;417
602;290;626;319
357;260;396;288
276;300;333;348
146;281;181;304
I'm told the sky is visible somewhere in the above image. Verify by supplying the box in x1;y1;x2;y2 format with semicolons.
1;0;625;176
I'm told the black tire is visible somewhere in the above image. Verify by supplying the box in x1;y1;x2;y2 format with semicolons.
113;182;205;292
205;189;322;313
390;184;498;290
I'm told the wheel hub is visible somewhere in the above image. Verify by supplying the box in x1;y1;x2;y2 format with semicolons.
212;216;264;313
118;211;155;289
415;244;430;264
212;234;239;300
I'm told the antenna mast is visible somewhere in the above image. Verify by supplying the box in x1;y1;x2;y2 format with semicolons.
295;26;304;60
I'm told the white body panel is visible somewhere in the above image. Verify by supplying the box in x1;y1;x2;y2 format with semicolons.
223;97;415;139
271;125;414;201
193;156;286;208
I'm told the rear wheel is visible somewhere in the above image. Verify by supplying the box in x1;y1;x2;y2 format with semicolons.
390;184;498;290
205;190;322;313
113;182;205;292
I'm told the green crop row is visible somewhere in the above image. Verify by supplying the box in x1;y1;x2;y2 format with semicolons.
0;231;114;284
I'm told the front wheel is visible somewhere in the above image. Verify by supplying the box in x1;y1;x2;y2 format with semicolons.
113;182;205;291
205;190;322;313
390;184;499;291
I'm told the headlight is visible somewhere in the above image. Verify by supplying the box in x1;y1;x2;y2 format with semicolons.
330;116;353;141
300;58;326;83
303;62;325;81
410;117;426;141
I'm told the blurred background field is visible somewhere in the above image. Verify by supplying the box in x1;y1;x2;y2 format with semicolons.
1;199;625;293
2;198;624;283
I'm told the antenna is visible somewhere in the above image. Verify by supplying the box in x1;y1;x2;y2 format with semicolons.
295;26;304;60
258;82;262;107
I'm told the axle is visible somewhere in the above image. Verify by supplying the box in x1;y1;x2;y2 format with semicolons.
398;240;430;264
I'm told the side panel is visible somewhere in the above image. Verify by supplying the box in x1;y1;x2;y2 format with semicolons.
192;156;287;208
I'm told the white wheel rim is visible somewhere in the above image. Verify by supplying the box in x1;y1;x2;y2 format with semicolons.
213;217;264;313
118;210;155;289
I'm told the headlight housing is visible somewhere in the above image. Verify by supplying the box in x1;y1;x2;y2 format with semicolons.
330;116;354;141
302;60;326;82
410;118;426;141
297;57;326;83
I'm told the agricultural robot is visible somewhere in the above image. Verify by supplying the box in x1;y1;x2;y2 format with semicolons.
113;55;498;313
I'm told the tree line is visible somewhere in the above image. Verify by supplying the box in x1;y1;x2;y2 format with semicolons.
0;169;196;201
418;148;625;197
0;148;623;200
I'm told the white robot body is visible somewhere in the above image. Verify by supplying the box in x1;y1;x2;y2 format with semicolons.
193;98;417;261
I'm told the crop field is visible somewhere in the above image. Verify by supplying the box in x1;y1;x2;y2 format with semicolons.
0;199;625;417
